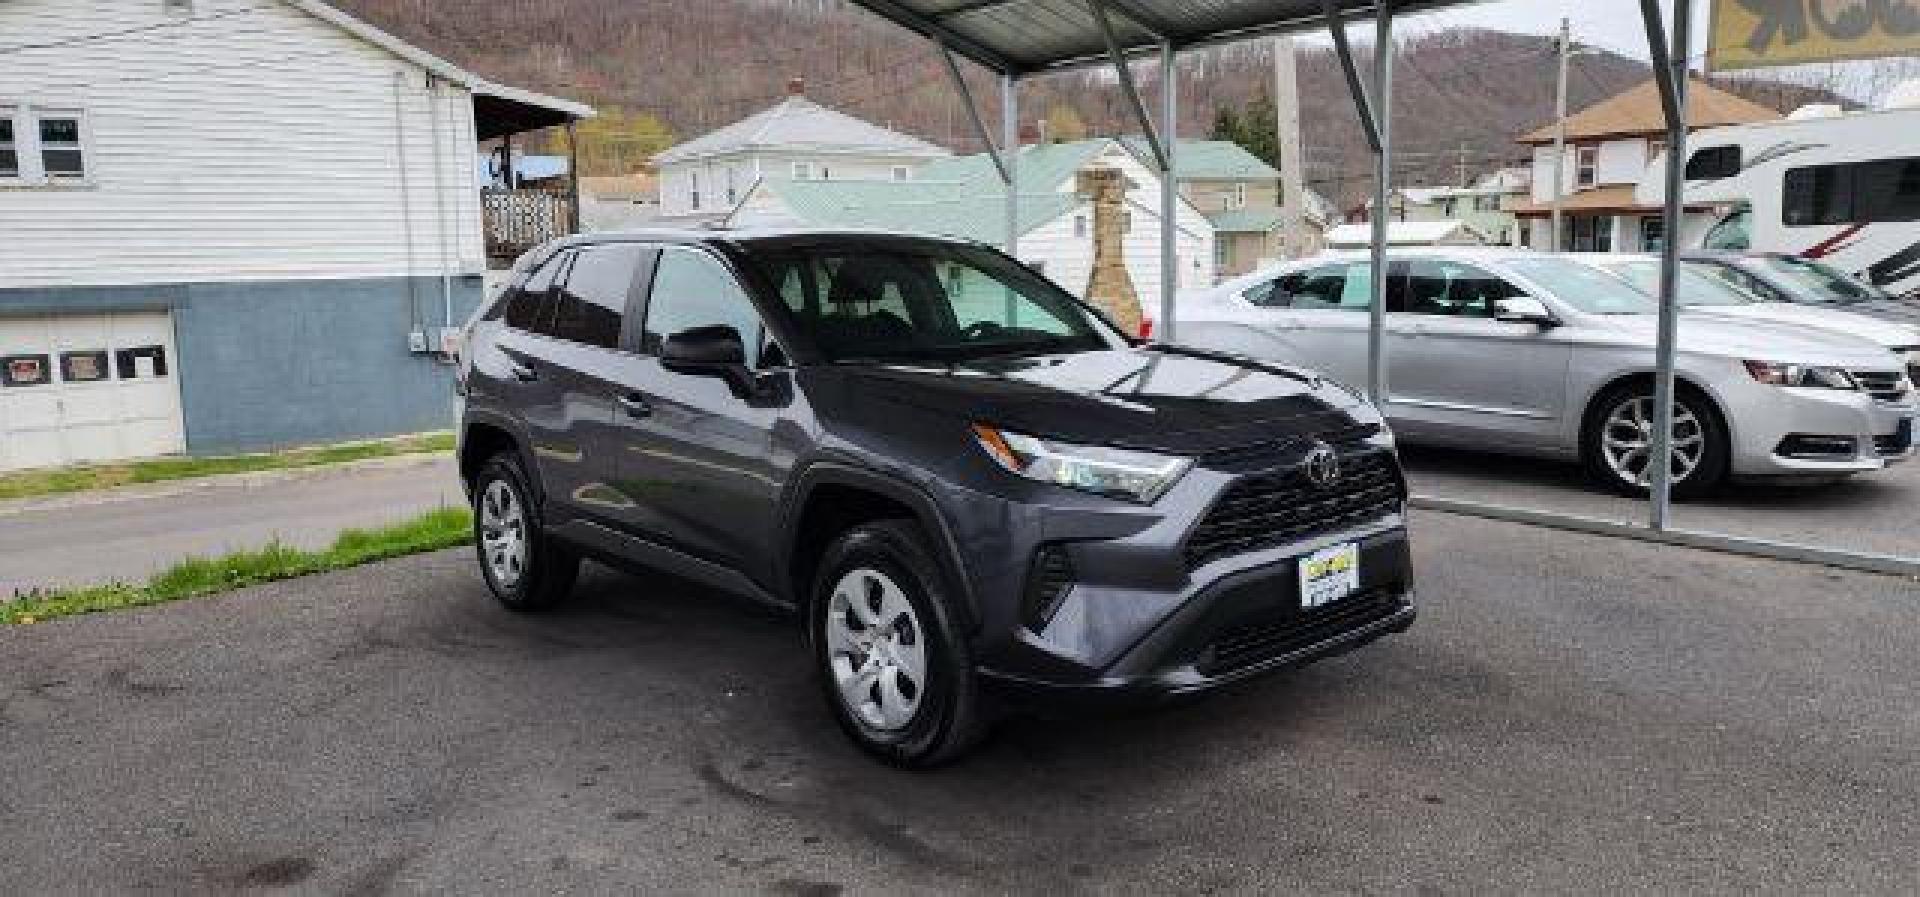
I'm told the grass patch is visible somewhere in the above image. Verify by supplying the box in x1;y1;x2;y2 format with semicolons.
0;432;457;503
3;506;474;626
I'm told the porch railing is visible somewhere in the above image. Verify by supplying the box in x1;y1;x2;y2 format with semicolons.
481;187;576;267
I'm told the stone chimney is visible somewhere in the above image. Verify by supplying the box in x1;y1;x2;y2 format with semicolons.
1077;167;1143;335
786;77;806;97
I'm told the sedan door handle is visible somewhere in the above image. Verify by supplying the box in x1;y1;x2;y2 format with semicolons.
617;393;652;418
509;363;538;383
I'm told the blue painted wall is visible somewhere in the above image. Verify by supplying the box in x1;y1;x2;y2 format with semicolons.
0;274;486;454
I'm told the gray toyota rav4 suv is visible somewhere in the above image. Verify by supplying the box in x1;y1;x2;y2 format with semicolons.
457;228;1414;766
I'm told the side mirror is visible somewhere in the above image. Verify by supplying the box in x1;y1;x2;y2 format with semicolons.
661;325;746;374
1494;297;1557;326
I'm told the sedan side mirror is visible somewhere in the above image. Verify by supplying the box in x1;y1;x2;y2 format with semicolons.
661;325;746;374
1494;297;1557;326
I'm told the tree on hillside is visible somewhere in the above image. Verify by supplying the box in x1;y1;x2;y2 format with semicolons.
1210;92;1279;171
1043;103;1090;142
541;108;677;177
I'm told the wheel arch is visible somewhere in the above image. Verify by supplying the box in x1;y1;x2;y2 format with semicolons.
778;462;979;633
458;413;543;505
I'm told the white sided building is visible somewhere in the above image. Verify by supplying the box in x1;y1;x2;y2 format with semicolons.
653;79;951;222
0;0;589;469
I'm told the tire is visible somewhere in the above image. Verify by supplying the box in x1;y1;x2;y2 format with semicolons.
471;453;580;611
809;520;989;768
1581;381;1730;499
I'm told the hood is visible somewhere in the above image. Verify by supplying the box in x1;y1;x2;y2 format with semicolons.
1690;303;1920;349
1600;314;1900;368
834;346;1369;455
1850;298;1920;329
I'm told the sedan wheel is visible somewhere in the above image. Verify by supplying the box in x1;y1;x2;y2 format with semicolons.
1583;385;1729;498
1600;395;1706;487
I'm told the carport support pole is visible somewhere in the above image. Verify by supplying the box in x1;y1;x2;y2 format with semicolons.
1159;41;1178;342
1367;4;1393;403
1002;73;1020;260
1641;0;1691;529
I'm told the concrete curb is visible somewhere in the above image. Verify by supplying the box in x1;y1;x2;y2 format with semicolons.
0;453;454;519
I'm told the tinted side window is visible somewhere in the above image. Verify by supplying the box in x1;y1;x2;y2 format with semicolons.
1265;264;1358;310
644;248;764;366
1686;145;1741;180
505;252;568;333
1856;157;1920;223
1400;260;1520;317
1784;165;1854;226
550;244;643;349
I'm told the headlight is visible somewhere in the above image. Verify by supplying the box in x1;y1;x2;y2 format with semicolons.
972;425;1192;504
1743;360;1858;390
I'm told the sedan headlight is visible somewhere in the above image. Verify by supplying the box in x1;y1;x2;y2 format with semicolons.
1744;360;1859;390
972;425;1192;503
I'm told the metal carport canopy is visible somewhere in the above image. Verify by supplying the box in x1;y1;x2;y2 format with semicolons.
845;0;1479;74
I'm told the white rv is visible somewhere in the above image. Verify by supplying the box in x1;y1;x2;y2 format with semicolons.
1637;94;1920;298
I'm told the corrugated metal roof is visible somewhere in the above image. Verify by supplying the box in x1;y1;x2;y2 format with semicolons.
846;0;1485;74
1118;137;1279;180
654;95;950;166
762;178;1078;244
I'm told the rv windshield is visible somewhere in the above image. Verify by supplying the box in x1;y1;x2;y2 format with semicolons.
1751;256;1893;304
1702;208;1751;251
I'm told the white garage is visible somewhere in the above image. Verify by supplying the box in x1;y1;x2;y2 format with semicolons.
0;312;186;472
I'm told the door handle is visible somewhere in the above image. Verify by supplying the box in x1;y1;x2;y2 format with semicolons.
509;363;538;383
617;393;652;418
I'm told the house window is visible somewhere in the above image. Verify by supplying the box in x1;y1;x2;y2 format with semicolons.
0;116;16;179
1575;146;1598;187
689;171;701;210
37;115;85;180
1441;198;1456;217
1564;215;1614;252
1640;215;1666;252
1648;138;1666;164
792;161;813;180
1229;182;1247;210
1122;211;1133;234
891;165;911;182
1073;214;1087;238
725;168;737;205
0;107;89;184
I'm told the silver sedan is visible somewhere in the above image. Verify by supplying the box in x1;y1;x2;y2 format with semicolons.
1174;248;1918;496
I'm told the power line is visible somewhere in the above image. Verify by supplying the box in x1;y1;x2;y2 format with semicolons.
0;5;266;56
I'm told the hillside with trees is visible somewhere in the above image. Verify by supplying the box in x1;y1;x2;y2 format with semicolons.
333;0;1846;205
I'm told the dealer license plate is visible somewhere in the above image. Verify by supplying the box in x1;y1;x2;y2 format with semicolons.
1299;542;1360;610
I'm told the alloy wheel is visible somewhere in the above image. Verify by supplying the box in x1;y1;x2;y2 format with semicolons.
824;567;928;732
479;479;529;589
1600;395;1705;487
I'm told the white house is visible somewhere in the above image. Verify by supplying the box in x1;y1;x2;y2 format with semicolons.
0;0;589;469
653;79;951;221
1384;169;1530;245
727;138;1216;319
1326;220;1485;249
1511;79;1778;252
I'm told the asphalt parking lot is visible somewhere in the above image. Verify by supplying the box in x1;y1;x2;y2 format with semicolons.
2;510;1916;894
1402;445;1920;558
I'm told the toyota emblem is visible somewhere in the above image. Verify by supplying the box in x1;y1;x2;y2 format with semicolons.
1302;442;1341;488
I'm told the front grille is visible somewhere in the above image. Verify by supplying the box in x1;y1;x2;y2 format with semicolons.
1184;449;1404;569
1200;424;1381;473
1199;588;1403;676
1852;369;1912;403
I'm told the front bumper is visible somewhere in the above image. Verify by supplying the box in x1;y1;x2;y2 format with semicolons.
977;519;1415;710
1721;378;1918;475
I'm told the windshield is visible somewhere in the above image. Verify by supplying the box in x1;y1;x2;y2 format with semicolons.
1703;208;1751;251
1751;255;1893;304
1501;257;1658;314
1605;260;1759;307
745;240;1122;363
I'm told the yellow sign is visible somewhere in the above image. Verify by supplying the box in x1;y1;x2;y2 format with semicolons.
1709;0;1920;71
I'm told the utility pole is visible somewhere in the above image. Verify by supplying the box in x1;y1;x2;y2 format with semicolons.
1273;36;1307;259
1550;17;1571;252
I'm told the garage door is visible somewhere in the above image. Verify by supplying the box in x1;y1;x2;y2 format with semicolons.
0;312;186;472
